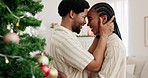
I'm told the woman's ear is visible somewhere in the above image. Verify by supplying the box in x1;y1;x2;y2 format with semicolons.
100;15;107;24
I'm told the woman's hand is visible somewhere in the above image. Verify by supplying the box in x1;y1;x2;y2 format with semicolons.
99;16;114;37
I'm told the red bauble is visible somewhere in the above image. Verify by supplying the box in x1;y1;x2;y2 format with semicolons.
40;64;50;77
3;32;20;45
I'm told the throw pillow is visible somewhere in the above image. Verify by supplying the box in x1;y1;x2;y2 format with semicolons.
126;64;135;75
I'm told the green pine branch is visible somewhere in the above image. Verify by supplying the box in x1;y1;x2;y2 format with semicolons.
0;0;52;77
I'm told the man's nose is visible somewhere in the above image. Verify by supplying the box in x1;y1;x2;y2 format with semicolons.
84;20;86;25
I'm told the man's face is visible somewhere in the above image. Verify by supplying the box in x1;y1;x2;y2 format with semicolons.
72;9;88;34
87;10;100;35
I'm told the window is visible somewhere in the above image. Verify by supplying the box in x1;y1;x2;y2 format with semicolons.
110;0;129;55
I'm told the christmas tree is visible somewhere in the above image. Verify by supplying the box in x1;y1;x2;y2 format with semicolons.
0;0;53;78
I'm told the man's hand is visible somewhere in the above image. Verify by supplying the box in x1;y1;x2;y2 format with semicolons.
58;71;67;78
99;16;115;37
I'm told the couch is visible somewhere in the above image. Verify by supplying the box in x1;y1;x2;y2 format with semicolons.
126;56;148;78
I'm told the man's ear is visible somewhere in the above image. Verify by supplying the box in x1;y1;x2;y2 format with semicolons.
69;10;75;18
100;15;107;24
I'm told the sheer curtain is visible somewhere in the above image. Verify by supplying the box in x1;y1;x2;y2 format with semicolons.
88;0;129;55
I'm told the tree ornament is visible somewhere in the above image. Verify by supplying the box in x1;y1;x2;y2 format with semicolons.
37;53;49;65
40;64;50;77
48;66;58;78
3;31;20;45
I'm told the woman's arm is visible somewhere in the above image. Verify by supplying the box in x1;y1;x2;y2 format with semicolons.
88;36;99;54
86;16;114;72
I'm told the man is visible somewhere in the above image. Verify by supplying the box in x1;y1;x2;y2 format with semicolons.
49;0;114;78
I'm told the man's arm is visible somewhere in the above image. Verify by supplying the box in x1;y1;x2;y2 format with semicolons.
86;16;114;72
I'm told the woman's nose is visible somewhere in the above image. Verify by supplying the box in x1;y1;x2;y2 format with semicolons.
87;22;90;26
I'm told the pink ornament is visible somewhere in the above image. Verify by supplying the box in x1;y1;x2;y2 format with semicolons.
40;64;50;77
3;32;19;45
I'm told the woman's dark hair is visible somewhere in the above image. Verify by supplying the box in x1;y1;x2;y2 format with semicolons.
58;0;90;17
91;2;122;40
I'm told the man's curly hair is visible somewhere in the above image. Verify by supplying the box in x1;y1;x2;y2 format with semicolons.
58;0;89;17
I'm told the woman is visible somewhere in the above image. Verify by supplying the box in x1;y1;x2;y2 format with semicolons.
87;2;126;78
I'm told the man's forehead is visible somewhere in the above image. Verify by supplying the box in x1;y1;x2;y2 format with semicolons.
84;9;89;15
79;9;88;16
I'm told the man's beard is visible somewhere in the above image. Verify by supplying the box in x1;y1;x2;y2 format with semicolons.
72;25;81;34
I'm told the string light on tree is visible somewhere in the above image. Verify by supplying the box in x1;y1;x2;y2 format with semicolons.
33;0;42;2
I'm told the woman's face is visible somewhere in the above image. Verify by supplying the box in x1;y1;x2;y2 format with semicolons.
87;10;100;35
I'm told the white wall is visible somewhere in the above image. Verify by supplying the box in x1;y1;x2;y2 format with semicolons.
39;0;61;26
128;0;148;58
